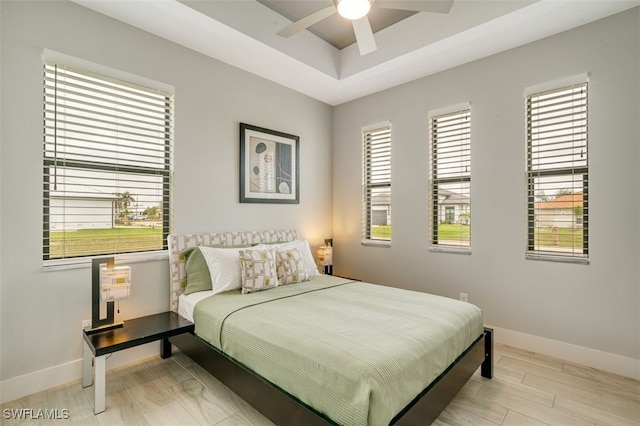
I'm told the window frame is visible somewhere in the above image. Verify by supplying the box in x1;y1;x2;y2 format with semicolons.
525;75;589;264
361;122;392;247
428;103;472;254
42;53;174;269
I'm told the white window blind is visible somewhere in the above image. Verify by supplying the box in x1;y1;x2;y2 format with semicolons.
362;123;391;244
526;81;588;261
429;107;471;249
43;61;173;261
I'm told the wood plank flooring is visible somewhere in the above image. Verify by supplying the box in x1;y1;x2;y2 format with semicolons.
2;344;638;425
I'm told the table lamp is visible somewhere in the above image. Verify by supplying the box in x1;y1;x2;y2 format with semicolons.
88;257;131;333
317;239;333;275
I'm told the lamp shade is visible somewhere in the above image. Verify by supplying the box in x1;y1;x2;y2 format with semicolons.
336;0;371;20
317;246;333;267
99;265;131;302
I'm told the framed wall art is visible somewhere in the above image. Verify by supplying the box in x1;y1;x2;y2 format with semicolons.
239;123;299;204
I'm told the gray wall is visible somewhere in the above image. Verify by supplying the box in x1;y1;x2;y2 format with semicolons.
1;0;638;397
0;0;333;384
333;8;640;360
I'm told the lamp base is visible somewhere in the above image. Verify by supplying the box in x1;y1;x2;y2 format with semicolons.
85;321;125;335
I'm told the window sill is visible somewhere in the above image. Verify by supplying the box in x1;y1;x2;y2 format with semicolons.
43;250;168;272
525;253;590;265
361;240;391;248
429;246;471;255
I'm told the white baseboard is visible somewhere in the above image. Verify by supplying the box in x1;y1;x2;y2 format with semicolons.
489;325;640;380
2;328;638;405
0;342;160;405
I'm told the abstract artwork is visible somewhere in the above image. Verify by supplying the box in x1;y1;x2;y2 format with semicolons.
239;123;299;204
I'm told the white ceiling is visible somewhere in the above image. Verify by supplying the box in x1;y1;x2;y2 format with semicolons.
71;0;639;106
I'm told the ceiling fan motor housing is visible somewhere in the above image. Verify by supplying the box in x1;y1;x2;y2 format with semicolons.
334;0;373;20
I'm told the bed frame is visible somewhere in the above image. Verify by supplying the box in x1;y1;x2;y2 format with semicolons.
167;230;493;425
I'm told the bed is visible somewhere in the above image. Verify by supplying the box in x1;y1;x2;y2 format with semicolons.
167;230;493;425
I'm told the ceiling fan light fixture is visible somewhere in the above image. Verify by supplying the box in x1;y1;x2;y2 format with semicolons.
336;0;371;20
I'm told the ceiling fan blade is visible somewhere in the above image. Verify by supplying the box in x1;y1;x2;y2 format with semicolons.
352;17;377;55
375;0;454;14
277;5;336;38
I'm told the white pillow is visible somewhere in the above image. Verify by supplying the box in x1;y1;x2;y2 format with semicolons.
200;245;264;295
266;239;320;277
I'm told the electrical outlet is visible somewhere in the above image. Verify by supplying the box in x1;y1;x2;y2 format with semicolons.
82;319;91;330
459;293;469;303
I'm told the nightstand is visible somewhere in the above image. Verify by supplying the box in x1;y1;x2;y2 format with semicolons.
82;311;194;414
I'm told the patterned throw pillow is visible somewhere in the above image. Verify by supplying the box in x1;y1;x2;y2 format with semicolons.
263;239;320;276
275;248;310;285
239;249;278;294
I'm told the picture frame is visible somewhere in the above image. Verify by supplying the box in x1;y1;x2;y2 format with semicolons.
239;123;300;204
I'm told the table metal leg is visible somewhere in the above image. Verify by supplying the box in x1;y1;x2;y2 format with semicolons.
82;340;93;388
93;355;106;414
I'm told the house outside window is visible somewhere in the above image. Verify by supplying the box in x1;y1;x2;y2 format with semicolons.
362;123;391;246
43;56;174;265
445;206;455;223
526;76;588;263
428;104;471;251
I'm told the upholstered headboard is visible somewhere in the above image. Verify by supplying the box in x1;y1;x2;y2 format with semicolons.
167;229;299;313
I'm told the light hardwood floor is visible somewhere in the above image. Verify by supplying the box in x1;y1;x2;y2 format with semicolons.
2;344;638;425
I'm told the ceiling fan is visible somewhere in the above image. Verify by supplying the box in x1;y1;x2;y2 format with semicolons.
277;0;454;56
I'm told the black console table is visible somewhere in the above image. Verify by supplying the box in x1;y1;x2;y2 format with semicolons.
82;311;194;414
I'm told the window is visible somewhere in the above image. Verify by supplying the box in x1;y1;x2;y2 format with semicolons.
43;61;173;262
526;79;588;262
428;105;471;250
362;123;391;245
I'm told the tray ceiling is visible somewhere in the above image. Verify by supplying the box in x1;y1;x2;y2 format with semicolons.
71;0;640;105
257;0;417;49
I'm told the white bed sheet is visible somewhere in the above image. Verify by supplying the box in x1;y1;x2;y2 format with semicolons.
178;290;214;323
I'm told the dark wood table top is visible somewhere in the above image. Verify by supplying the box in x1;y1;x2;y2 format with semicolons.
83;311;194;356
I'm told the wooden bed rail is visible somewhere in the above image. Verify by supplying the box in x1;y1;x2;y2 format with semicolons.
170;327;494;425
392;327;493;425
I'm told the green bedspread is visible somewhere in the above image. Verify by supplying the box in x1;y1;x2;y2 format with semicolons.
194;275;483;426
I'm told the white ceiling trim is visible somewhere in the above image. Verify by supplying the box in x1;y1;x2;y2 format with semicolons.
72;0;342;99
72;0;639;106
341;0;640;102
